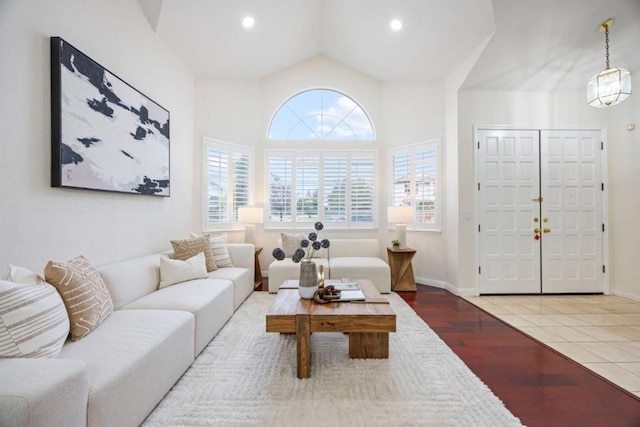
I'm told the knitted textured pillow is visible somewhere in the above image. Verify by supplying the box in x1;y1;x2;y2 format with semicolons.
171;235;217;272
44;255;113;341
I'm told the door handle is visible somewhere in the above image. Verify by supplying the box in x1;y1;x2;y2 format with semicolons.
543;228;551;233
534;227;541;233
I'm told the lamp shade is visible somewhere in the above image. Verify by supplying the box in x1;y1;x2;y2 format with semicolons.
238;207;263;224
387;206;414;224
587;67;632;108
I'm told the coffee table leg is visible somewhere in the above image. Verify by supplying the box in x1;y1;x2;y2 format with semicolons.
349;333;389;358
296;314;310;378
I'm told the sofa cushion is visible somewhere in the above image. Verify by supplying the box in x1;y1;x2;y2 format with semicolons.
159;252;208;288
58;309;194;427
0;280;70;358
97;254;162;310
0;358;88;427
171;235;217;272
329;238;380;258
44;255;113;341
207;267;254;310
122;279;234;356
329;256;391;294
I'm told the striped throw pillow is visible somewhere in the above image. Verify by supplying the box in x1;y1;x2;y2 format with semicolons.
45;255;113;341
210;234;233;268
0;280;70;358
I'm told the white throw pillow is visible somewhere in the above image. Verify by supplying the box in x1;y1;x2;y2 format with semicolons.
0;279;70;358
5;264;47;285
191;233;233;268
159;252;208;288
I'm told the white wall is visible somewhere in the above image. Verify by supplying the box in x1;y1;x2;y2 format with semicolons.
457;87;640;298
194;55;447;280
607;73;640;300
0;0;195;274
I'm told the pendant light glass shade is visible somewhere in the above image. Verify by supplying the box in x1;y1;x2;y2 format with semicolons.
587;67;632;108
587;18;632;108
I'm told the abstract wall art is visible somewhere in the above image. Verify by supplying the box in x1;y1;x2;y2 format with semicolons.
50;37;170;196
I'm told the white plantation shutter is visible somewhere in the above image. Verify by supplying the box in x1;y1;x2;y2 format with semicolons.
390;140;440;231
323;156;347;223
266;150;377;228
350;155;375;226
268;156;293;223
203;138;253;230
295;157;319;223
206;147;228;225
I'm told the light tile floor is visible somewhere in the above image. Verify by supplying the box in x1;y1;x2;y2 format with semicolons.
462;294;640;397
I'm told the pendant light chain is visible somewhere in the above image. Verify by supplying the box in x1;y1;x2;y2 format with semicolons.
605;24;610;69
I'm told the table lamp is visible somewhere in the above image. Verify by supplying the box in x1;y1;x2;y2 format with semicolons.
238;207;263;245
387;206;414;249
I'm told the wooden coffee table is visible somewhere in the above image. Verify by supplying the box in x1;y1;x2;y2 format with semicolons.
266;279;396;379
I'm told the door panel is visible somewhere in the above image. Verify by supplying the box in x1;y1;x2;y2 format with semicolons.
477;129;604;294
540;130;603;293
478;130;541;294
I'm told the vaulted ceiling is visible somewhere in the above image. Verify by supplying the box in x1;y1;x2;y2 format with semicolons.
142;0;640;91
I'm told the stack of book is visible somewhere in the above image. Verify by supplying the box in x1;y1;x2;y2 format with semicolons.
331;282;366;301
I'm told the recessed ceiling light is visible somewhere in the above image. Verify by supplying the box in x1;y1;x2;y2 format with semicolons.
390;19;402;32
242;16;255;29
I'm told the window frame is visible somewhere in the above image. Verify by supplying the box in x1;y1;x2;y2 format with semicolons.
267;88;376;141
265;149;378;230
202;137;254;232
389;139;441;232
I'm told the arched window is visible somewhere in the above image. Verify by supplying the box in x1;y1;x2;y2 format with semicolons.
268;89;375;140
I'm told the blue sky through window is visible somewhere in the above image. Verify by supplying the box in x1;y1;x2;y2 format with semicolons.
269;89;375;140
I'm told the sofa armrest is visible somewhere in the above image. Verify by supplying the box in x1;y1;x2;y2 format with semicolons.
227;243;255;272
0;358;88;427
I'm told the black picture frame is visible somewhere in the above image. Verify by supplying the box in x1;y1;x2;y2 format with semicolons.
50;37;170;196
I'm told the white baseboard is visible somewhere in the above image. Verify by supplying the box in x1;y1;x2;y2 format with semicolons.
611;289;640;303
415;276;473;296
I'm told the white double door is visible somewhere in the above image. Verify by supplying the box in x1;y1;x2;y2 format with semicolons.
477;129;604;294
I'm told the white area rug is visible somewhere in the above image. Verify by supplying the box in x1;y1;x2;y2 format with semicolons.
143;292;522;426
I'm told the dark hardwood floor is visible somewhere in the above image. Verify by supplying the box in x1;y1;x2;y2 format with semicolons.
260;279;640;426
399;284;640;427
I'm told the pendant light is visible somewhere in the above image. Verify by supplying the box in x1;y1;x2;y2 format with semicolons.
587;18;632;108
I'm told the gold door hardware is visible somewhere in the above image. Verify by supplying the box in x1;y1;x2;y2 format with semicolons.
543;228;551;233
532;197;544;203
534;227;541;233
543;218;549;223
533;217;539;223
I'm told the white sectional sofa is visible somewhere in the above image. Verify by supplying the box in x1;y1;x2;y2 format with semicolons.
0;243;254;427
268;238;391;294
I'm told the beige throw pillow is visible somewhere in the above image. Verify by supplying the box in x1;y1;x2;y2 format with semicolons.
0;280;70;358
190;233;233;268
171;235;217;272
281;233;305;257
159;252;208;288
44;255;113;341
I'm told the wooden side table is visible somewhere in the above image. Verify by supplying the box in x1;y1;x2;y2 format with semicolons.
387;247;417;291
254;247;263;290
